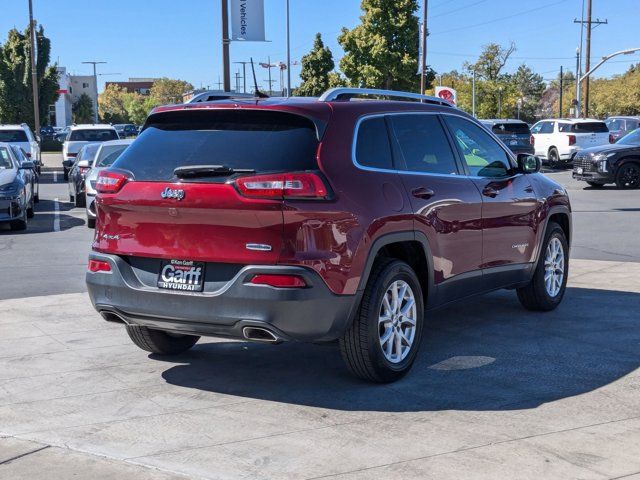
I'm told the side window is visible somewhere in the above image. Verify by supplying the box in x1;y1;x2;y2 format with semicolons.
540;122;555;134
390;114;459;175
355;117;393;170
530;123;542;134
558;123;571;133
444;116;513;178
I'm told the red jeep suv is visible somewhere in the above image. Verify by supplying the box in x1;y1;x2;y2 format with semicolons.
86;88;571;382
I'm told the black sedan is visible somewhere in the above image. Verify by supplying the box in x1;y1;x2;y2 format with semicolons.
573;129;640;189
0;142;36;230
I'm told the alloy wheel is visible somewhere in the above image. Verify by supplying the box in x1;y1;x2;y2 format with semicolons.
378;280;417;363
544;237;565;297
618;165;640;189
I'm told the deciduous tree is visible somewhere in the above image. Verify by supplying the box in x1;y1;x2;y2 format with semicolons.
149;78;193;105
72;93;94;124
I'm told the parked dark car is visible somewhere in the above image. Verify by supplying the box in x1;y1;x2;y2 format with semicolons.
481;119;535;155
86;88;572;382
40;125;56;139
68;143;100;208
573;128;640;189
605;116;640;142
114;124;138;138
0;142;36;230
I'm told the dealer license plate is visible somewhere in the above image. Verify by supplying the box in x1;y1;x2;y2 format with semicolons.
157;260;205;292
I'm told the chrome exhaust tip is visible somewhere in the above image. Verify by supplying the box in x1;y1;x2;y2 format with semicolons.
242;326;282;344
100;311;127;324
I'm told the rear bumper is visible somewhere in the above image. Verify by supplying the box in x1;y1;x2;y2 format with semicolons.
86;253;356;342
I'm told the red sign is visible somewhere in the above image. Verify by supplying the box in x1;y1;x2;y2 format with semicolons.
56;89;68;94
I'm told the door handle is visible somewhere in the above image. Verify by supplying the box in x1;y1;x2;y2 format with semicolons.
482;186;499;198
411;187;435;199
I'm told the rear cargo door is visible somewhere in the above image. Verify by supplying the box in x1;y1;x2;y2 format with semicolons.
491;122;532;150
570;122;610;148
94;109;321;265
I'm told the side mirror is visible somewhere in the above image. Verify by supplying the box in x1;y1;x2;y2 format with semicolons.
20;161;35;170
77;160;90;168
517;154;541;174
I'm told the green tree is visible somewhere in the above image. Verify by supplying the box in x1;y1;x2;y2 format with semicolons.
511;65;545;122
124;93;154;125
465;42;516;82
0;23;59;129
296;33;335;96
98;84;128;123
72;93;94;123
149;78;193;105
338;0;433;91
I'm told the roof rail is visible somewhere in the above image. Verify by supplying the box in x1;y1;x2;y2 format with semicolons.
318;87;453;107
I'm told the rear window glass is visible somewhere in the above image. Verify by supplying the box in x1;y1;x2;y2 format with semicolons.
491;123;530;135
69;129;119;142
0;130;28;142
96;144;130;167
559;122;608;133
355;117;393;169
113;110;319;181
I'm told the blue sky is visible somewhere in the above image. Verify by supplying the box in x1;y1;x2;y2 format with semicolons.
2;0;639;93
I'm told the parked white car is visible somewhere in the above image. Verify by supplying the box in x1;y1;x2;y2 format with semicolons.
0;124;41;170
84;139;133;228
62;124;119;180
530;118;612;166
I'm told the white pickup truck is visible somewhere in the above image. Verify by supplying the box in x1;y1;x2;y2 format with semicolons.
531;118;612;166
62;124;119;180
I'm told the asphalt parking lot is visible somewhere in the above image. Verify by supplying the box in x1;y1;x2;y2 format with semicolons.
1;154;639;479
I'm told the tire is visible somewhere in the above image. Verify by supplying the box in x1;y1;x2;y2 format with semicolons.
615;163;640;189
26;202;34;219
586;181;604;188
339;259;424;383
75;192;86;208
87;217;96;229
547;148;560;168
126;325;200;355
63;169;69;181
9;209;27;231
69;193;74;203
517;222;569;311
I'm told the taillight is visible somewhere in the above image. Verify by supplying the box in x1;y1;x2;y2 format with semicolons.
67;152;77;157
530;135;535;146
96;170;130;194
250;274;306;288
25;152;31;158
234;172;329;199
609;133;615;144
88;259;111;273
568;135;576;146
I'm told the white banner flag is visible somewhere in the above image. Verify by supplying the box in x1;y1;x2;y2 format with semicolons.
231;0;266;42
435;86;457;105
417;22;424;75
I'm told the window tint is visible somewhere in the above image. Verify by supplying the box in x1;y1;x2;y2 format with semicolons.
69;129;119;142
530;123;542;134
491;123;531;135
0;130;28;142
96;144;129;168
390;114;458;175
539;122;555;134
355;117;393;169
113;110;319;181
573;122;609;133
606;119;624;131
0;147;13;169
444;116;512;178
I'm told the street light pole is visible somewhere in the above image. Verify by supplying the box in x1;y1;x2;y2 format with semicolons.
221;0;231;92
472;70;476;117
27;0;40;138
575;47;581;118
82;61;106;123
286;0;291;96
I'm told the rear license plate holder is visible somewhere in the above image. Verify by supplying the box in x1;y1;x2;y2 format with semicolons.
157;260;205;292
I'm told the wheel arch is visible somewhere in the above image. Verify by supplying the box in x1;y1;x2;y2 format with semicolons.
536;206;572;265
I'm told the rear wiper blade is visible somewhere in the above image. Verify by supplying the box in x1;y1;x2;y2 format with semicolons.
174;165;256;178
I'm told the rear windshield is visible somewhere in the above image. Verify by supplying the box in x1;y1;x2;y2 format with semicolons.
558;122;608;133
69;129;119;142
491;123;530;135
95;144;130;168
0;130;28;142
113;110;319;181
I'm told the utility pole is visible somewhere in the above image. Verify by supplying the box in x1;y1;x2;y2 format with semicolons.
559;66;563;118
498;87;503;118
574;5;607;117
420;0;429;95
233;61;250;93
285;0;291;96
221;0;231;92
472;70;476;118
82;61;106;123
234;70;241;93
215;76;223;90
27;0;40;138
575;47;581;117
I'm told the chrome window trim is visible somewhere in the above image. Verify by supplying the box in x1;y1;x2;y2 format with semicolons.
351;111;517;179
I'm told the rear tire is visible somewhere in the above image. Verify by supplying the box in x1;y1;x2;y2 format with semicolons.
87;217;96;229
126;325;200;355
615;163;640;189
339;259;424;383
517;222;568;311
547;148;560;168
63;169;69;181
75;192;86;208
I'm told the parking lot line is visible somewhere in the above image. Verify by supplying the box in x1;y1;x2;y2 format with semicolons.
53;198;60;232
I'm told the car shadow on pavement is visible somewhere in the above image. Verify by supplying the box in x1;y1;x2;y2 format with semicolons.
0;199;85;233
160;287;640;412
